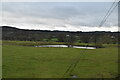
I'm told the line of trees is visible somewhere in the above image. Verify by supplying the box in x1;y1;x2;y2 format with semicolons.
1;26;119;45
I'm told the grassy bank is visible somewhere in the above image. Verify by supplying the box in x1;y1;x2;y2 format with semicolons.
2;42;118;78
2;40;65;46
3;40;117;47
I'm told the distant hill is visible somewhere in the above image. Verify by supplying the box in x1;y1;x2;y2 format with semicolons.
1;26;119;44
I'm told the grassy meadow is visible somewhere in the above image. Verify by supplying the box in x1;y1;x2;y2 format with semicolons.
2;40;119;78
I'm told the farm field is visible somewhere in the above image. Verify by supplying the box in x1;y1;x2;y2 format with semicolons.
1;1;119;79
2;41;119;78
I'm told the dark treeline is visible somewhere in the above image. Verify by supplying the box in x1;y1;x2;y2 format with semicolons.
1;26;119;44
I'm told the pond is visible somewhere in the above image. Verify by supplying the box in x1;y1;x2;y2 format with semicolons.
35;45;96;49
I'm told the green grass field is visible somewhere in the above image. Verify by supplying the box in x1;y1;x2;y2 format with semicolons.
2;41;119;78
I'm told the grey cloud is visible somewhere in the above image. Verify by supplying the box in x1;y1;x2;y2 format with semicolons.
1;2;118;31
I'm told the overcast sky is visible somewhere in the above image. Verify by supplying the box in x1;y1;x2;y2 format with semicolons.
1;2;118;31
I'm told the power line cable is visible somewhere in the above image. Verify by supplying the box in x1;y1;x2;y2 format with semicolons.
62;36;93;78
99;0;118;27
99;0;116;27
62;1;118;78
62;49;86;78
67;36;95;76
100;3;118;27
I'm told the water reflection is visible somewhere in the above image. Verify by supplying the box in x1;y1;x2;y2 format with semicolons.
35;45;96;49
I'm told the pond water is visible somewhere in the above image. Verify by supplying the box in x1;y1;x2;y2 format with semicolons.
35;45;96;49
